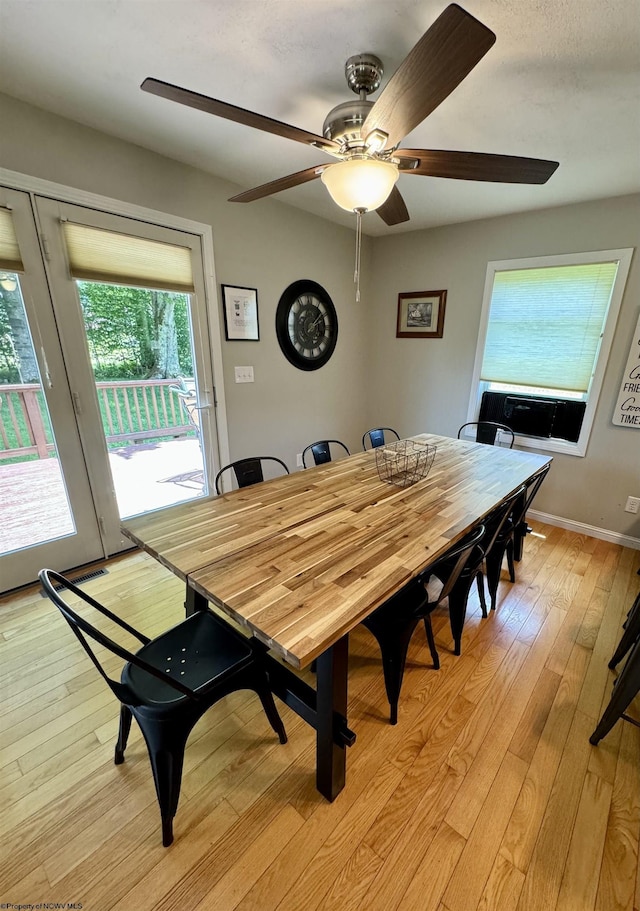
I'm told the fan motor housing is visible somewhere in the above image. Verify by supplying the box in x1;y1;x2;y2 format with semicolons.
345;54;383;95
323;53;384;145
322;99;374;144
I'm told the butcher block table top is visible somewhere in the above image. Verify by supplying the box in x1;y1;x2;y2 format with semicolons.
123;434;551;670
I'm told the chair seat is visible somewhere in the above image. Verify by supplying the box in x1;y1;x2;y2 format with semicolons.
123;610;253;704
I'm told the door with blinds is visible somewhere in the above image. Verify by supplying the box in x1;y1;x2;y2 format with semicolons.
0;188;105;589
0;191;220;591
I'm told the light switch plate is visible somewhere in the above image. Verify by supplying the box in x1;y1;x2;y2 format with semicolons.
234;366;254;383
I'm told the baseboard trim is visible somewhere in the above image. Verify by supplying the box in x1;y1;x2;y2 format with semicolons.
528;509;640;551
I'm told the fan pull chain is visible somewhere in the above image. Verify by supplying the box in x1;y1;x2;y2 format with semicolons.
354;207;365;302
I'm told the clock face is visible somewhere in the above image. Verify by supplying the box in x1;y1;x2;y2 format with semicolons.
276;280;338;371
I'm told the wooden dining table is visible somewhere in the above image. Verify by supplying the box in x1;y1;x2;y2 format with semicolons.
122;433;551;801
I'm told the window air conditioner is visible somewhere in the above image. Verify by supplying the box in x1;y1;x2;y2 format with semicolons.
479;391;586;442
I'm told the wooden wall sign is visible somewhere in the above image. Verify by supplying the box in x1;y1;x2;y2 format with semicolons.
612;311;640;428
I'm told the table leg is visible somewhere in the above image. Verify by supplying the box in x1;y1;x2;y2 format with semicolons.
315;634;349;801
185;583;207;616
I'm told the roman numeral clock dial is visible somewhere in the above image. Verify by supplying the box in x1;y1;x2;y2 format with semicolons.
275;280;338;371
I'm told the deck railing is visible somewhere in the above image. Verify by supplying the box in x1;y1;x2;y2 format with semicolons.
0;380;194;461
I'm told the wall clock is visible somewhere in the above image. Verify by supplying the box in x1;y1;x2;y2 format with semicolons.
275;280;338;371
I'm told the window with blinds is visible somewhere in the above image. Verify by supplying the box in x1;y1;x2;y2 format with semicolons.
480;261;619;394
469;248;633;456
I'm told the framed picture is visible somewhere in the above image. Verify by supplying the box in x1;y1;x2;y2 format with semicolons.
396;290;447;338
222;285;260;341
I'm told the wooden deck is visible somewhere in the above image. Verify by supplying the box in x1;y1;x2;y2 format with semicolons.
0;439;203;555
0;523;639;910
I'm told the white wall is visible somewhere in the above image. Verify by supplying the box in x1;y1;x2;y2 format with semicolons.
367;195;640;539
0;92;371;466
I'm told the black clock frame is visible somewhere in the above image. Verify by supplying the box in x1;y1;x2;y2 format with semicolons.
275;280;338;371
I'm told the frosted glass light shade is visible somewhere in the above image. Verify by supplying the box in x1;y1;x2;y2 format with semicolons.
321;159;399;212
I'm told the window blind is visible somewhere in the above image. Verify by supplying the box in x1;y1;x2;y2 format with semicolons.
480;262;619;393
0;206;24;273
62;222;195;293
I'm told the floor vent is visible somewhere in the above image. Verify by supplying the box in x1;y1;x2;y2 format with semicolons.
41;567;108;596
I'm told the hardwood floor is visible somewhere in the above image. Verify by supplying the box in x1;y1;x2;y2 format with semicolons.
1;521;639;911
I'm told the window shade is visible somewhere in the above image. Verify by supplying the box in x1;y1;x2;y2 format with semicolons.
480;262;619;393
0;206;24;273
62;222;195;293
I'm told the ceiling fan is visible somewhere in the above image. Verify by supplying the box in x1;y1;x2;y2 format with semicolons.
141;3;558;228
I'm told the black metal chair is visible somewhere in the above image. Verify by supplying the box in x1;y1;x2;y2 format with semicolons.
361;525;485;724
362;427;401;451
484;464;551;603
429;486;526;654
39;568;287;847
590;589;640;746
302;439;350;468
214;456;289;494
607;590;640;671
458;421;515;448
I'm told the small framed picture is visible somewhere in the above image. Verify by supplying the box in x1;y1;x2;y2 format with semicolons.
396;290;447;338
222;285;260;341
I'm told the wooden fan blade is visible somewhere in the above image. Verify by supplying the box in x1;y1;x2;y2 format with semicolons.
376;186;410;226
362;5;496;149
141;78;339;152
228;165;330;203
395;149;559;183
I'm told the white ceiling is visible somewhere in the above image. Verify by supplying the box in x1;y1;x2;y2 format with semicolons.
1;0;639;236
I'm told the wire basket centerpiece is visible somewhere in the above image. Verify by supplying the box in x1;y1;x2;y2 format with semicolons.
375;439;437;488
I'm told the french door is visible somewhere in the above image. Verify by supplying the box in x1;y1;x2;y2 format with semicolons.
0;188;222;592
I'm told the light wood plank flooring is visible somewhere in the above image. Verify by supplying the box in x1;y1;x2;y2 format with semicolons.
1;521;639;911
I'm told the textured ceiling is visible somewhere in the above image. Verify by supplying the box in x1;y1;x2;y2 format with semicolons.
1;0;639;235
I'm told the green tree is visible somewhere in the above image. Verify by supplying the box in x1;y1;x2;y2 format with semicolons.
78;282;192;379
0;279;193;382
0;283;40;383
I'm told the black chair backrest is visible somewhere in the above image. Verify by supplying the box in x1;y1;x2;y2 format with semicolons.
214;456;289;494
302;439;350;468
39;569;197;702
511;463;550;529
430;524;486;607
458;421;515;448
482;485;528;555
362;427;401;450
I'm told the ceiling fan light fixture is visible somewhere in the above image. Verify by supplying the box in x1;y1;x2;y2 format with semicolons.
321;158;398;213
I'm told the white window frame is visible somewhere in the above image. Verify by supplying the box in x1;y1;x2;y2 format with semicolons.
467;248;633;457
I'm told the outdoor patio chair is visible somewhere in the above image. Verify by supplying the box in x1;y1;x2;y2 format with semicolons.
39;568;287;847
169;384;200;437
